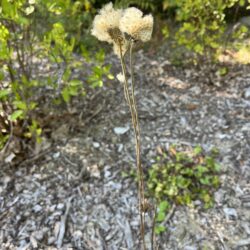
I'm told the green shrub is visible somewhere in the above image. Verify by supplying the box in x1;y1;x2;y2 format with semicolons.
116;0;249;63
147;145;221;234
172;0;246;62
0;0;112;151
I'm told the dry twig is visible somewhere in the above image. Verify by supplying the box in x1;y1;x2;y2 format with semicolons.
56;196;74;248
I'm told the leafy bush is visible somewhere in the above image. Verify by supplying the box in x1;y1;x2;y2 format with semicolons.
115;0;250;63
0;0;112;152
172;0;247;62
147;145;221;234
115;0;158;10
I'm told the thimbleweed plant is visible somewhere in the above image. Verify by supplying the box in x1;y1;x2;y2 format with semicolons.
92;3;153;249
147;145;221;237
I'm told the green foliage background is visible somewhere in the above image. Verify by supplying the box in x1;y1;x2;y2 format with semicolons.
0;0;112;148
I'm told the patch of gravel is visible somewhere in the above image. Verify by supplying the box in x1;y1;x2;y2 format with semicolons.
1;51;250;249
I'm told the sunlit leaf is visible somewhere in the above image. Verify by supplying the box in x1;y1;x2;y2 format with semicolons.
25;6;35;15
155;225;166;234
0;89;10;99
10;110;23;121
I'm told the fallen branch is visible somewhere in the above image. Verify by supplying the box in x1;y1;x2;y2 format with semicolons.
56;196;74;248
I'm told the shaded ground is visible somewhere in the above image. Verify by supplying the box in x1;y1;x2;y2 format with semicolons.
1;50;250;249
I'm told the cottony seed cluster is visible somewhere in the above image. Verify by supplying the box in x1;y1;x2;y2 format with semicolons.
91;2;153;57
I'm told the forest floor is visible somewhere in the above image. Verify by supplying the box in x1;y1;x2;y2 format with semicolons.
1;49;250;250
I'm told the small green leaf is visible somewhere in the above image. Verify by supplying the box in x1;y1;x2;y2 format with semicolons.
194;145;202;155
200;177;210;185
202;193;211;203
91;80;103;88
10;110;23;121
69;87;78;96
29;102;37;110
62;88;70;102
0;89;10;99
159;201;169;212
218;67;228;76
205;157;215;166
107;74;114;80
177;177;190;188
196;165;208;175
156;211;166;222
155;225;166;234
214;163;220;172
69;79;82;86
13;101;27;110
121;171;129;178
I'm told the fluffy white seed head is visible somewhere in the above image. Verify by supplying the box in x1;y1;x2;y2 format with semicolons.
91;3;123;44
119;7;153;42
91;3;153;59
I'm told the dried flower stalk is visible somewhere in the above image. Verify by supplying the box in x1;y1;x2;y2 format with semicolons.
91;3;153;249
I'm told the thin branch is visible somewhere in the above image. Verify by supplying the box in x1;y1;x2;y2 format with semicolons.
0;112;13;155
56;196;74;248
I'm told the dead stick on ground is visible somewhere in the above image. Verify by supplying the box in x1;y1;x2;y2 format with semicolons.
56;196;74;248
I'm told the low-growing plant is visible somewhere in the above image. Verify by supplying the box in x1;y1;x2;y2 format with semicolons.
147;145;221;235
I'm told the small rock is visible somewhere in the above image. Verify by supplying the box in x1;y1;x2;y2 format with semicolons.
88;164;101;179
48;236;56;245
242;202;250;208
243;87;250;99
114;126;129;135
223;207;237;219
242;222;250;235
234;238;250;247
130;220;140;227
30;235;38;248
5;153;15;163
24;210;31;217
184;246;197;250
53;152;60;159
49;205;56;212
190;86;202;95
106;181;122;190
117;144;124;152
33;230;44;241
214;190;225;204
242;123;250;132
235;185;244;197
57;203;64;210
18;239;28;248
104;169;111;178
193;200;202;206
73;230;83;238
33;204;43;213
93;142;100;148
